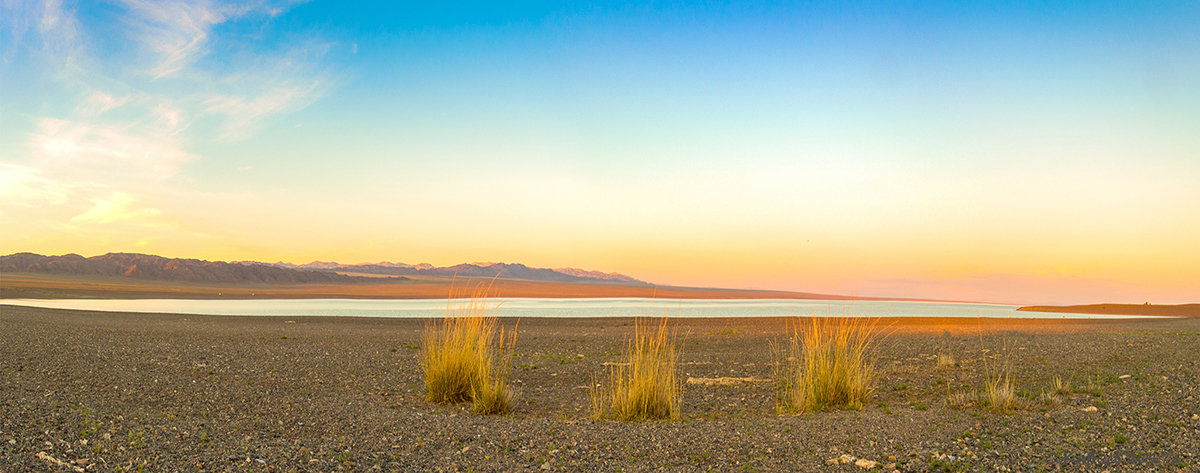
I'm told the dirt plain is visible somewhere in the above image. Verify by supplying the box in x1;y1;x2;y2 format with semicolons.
2;305;1198;472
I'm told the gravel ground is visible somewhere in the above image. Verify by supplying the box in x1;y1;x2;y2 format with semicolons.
2;305;1198;472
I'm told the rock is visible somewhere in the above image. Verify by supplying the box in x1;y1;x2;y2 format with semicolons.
686;376;770;386
35;452;84;473
540;462;552;470
855;458;878;469
1082;406;1099;413
884;463;896;469
839;454;856;464
1118;374;1131;380
826;458;840;465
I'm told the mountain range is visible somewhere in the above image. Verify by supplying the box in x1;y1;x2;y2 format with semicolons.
0;252;366;284
256;260;647;285
2;253;647;286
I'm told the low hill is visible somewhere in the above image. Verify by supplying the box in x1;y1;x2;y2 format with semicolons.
1;253;377;284
1017;303;1200;317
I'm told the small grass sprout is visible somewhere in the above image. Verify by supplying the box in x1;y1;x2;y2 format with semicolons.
936;352;957;369
1038;391;1061;407
946;390;974;409
1052;376;1071;395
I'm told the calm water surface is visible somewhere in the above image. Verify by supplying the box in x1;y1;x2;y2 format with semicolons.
0;298;1158;319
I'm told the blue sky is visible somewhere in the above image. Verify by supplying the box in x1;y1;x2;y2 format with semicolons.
2;1;1198;304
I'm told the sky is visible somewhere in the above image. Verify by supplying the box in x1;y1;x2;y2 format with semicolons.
1;1;1198;305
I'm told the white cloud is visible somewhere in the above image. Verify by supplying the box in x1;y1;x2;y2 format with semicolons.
11;0;327;177
3;0;332;246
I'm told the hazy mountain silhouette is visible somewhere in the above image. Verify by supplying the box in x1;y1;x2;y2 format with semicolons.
262;261;648;285
2;252;645;286
1;253;375;284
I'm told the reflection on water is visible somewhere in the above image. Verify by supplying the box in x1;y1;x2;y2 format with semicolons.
0;298;1160;319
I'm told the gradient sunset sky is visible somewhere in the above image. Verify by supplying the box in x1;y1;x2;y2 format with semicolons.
2;1;1197;304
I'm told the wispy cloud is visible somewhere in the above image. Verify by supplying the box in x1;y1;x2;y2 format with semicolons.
118;0;255;78
74;92;131;117
0;163;74;208
30;117;194;182
204;81;322;139
200;37;335;138
72;192;163;224
0;0;84;68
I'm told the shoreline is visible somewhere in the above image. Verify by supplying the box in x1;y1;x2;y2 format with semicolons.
0;302;1176;332
2;300;1176;323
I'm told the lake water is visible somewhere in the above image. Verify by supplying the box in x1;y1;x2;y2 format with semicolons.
0;298;1158;319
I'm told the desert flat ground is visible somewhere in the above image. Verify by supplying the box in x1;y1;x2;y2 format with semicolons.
2;305;1198;472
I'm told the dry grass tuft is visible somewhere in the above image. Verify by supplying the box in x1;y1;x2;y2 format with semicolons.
970;331;1020;413
1052;376;1071;395
591;318;680;422
980;371;1015;412
936;352;957;369
421;287;515;414
1038;391;1061;407
946;390;975;409
774;317;880;414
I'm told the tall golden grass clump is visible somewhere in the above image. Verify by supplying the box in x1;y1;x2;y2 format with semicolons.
421;288;515;414
591;318;680;422
774;317;880;414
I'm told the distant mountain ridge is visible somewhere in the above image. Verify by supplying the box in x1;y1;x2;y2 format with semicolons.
1;252;370;284
253;260;648;285
2;252;647;286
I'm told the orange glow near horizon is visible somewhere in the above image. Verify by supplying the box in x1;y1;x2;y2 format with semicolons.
5;207;1197;306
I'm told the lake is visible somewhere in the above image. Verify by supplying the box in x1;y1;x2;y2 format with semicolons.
0;298;1159;319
